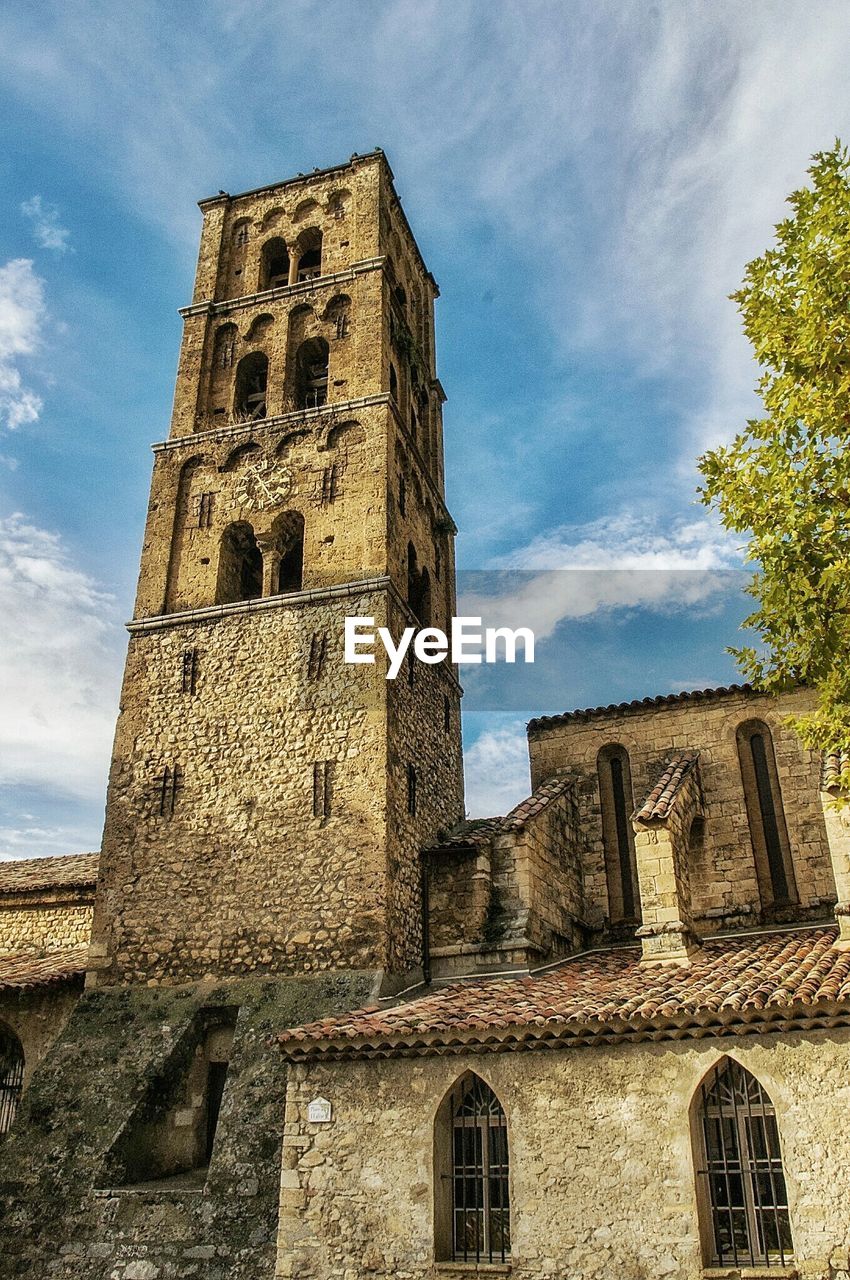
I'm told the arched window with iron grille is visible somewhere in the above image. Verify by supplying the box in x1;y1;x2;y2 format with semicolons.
0;1024;24;1137
694;1058;793;1269
435;1073;510;1264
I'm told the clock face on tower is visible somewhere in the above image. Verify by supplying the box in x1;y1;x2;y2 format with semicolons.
234;458;294;511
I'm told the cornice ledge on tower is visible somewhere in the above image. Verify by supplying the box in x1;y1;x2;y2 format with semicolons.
178;259;386;319
152;395;391;453
197;149;388;209
127;576;395;633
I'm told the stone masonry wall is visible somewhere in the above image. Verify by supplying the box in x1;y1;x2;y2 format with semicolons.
0;972;376;1280
0;892;93;955
528;687;834;934
0;982;82;1088
91;587;394;986
277;1030;850;1280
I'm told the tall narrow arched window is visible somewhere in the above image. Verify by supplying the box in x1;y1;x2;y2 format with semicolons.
0;1025;24;1137
736;721;798;909
233;352;268;421
260;237;290;290
216;522;263;604
597;745;639;924
295;338;329;409
434;1074;510;1264
272;511;305;593
296;228;323;282
694;1059;793;1268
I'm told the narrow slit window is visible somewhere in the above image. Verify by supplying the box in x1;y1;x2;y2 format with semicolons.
407;763;417;816
308;632;328;681
197;492;214;528
181;648;199;695
736;721;798;909
597;745;639;925
312;761;333;819
158;765;181;818
0;1026;24;1137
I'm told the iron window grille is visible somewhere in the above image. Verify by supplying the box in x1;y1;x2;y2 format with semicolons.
697;1058;793;1268
0;1030;24;1137
451;1076;510;1263
181;648;199;695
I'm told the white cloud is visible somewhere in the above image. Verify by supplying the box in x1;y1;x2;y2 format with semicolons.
458;513;745;648
0;258;45;428
20;194;71;252
0;513;123;803
463;720;531;818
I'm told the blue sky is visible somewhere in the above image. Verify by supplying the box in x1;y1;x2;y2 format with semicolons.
0;1;848;855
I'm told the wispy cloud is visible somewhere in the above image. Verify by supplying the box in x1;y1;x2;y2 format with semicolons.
0;258;45;429
0;513;123;808
463;719;531;818
457;513;745;649
20;194;70;252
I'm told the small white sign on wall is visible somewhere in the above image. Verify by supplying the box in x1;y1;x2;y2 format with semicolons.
307;1096;333;1124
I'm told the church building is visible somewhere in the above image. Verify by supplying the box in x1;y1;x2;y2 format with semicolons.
1;150;849;1280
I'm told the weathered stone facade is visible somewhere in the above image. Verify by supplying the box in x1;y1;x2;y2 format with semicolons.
2;152;850;1280
276;1034;850;1280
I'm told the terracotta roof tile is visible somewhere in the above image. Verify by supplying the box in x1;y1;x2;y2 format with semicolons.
0;853;99;894
528;684;757;732
821;748;850;795
428;776;575;852
0;946;89;990
278;927;850;1059
634;750;700;822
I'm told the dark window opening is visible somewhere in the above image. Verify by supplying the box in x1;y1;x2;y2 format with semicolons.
261;237;290;290
158;764;181;818
407;648;415;688
449;1076;510;1263
736;721;797;909
390;363;399;402
308;632;328;681
321;463;339;504
181;648;199;695
407;543;432;626
597;745;639;925
0;1026;24;1138
296;231;323;282
273;511;305;593
696;1059;792;1269
234;351;268;421
197;491;214;528
313;760;333;819
444;695;451;733
216;521;263;604
398;475;406;517
407;763;417;816
295;337;329;410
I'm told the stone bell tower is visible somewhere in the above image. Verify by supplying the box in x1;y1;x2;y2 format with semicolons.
88;150;464;991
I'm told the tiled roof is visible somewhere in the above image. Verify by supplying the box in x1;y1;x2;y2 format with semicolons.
528;683;757;732
821;749;850;795
278;927;850;1061
0;946;89;990
634;750;700;822
0;852;99;894
427;776;575;852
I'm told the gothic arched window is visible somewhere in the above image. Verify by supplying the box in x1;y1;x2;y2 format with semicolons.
736;721;798;910
694;1058;793;1268
597;744;639;925
434;1074;510;1264
0;1024;24;1137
